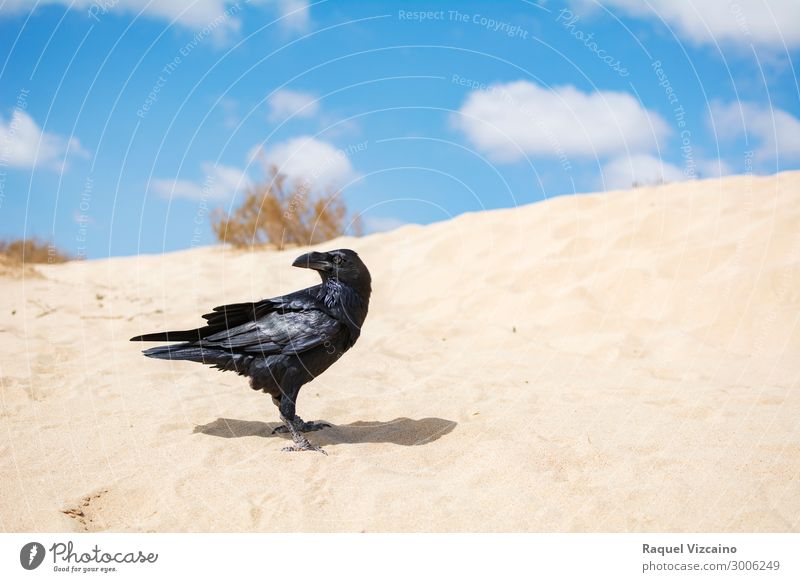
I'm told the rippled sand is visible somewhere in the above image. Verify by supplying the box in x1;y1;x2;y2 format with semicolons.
1;171;798;532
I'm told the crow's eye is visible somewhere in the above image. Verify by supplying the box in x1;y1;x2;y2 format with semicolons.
332;255;343;265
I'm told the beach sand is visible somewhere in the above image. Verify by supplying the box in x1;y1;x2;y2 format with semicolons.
1;171;798;532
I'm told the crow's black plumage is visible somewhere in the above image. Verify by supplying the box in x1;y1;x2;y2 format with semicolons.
130;249;371;454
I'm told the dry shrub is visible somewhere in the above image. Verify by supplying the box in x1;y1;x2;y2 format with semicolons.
0;237;72;264
211;166;361;250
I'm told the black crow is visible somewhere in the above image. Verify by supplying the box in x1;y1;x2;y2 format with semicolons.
130;249;371;455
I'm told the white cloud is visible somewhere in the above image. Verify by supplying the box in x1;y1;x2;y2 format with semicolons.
273;0;310;32
318;117;361;139
152;163;251;200
0;110;88;170
217;97;240;129
710;101;800;160
699;157;734;179
268;89;319;122
572;0;800;48
152;178;204;200
455;80;669;163
203;162;253;197
601;153;733;189
252;136;357;190
1;0;310;35
601;154;686;189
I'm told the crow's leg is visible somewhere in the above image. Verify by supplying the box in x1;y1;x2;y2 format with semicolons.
271;418;330;434
270;389;330;434
276;385;326;455
278;415;327;455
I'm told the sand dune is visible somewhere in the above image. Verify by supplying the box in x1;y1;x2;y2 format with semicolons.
1;171;798;532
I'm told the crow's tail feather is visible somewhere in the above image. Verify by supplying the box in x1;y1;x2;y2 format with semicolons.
130;330;204;342
142;343;206;361
142;344;249;374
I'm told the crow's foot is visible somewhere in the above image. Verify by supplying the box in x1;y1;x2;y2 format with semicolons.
277;415;327;455
281;443;327;455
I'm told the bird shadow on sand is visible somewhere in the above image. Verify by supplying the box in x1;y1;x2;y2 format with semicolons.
193;417;457;447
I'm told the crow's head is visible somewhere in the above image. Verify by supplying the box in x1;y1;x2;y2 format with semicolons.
292;249;371;292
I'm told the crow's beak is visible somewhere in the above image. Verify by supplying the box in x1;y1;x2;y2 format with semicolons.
292;251;331;272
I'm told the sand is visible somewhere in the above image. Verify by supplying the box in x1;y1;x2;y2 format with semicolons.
1;171;798;532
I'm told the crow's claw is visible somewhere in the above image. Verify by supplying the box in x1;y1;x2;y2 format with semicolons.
281;444;327;455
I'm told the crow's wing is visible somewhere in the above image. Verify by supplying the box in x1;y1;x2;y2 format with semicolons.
199;307;341;355
199;288;320;329
130;286;341;355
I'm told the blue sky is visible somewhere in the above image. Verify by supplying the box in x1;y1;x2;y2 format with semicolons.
1;0;798;258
